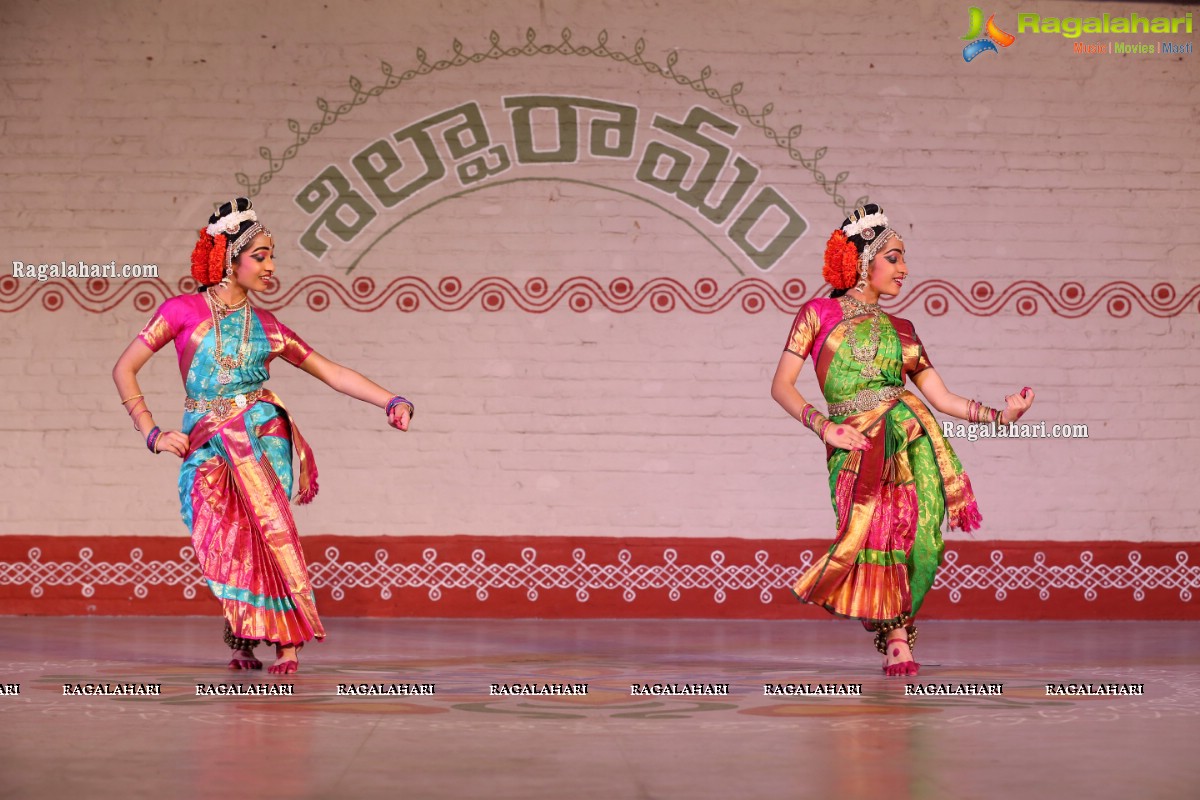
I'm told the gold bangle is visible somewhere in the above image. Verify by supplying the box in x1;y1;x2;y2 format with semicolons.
128;398;149;422
120;393;144;405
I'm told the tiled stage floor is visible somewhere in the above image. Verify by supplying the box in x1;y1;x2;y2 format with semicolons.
1;618;1196;799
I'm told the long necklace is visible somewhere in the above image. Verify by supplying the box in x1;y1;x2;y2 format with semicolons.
840;294;883;379
205;288;253;385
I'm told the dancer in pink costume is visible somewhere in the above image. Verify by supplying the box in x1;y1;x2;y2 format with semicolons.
113;198;415;674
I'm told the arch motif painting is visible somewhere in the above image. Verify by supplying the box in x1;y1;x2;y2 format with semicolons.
236;28;862;214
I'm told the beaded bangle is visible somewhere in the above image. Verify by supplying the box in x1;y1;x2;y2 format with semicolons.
146;426;162;454
385;395;414;420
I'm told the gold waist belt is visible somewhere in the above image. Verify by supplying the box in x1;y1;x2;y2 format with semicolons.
827;385;905;416
184;389;265;420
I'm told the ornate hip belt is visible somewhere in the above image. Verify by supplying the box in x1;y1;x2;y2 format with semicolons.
184;389;265;420
827;385;905;416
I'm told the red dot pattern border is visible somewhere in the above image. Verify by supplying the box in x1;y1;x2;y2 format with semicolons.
1;275;1197;317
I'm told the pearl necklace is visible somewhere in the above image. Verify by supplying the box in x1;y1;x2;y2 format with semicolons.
205;288;253;385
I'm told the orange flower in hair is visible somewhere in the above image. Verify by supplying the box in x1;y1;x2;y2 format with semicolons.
190;229;226;286
190;229;213;283
208;235;227;284
823;229;859;290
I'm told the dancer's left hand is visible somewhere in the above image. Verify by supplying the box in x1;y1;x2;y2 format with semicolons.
155;430;190;458
387;403;412;432
1000;387;1034;424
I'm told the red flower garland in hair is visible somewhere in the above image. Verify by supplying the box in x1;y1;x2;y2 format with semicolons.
190;228;227;286
822;229;859;290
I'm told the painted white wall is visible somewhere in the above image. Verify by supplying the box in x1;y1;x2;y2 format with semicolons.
1;1;1196;539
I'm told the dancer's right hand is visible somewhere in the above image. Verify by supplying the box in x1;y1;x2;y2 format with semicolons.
153;430;190;458
822;423;871;451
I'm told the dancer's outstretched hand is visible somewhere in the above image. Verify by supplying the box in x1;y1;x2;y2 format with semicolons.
387;403;412;432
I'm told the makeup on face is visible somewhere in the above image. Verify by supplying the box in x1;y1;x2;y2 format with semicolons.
869;244;908;297
235;234;276;290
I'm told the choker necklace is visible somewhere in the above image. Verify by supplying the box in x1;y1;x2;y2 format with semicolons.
205;289;253;385
841;293;881;315
840;295;883;379
206;287;248;318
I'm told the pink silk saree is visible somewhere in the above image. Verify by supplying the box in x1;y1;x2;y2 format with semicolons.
139;293;324;645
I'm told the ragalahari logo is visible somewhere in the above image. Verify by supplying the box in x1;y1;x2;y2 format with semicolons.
962;7;1016;61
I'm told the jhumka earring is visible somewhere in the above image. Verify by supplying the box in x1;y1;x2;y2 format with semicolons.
219;265;233;289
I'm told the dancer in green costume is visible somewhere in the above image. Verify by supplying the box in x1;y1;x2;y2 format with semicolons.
771;204;1034;675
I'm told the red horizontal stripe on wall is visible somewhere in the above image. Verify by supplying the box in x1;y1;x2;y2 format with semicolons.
0;535;1196;619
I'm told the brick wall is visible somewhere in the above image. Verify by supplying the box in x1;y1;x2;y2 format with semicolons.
1;0;1197;553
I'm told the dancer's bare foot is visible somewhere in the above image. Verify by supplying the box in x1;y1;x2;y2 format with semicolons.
227;647;262;671
223;621;262;669
882;634;919;677
268;644;300;675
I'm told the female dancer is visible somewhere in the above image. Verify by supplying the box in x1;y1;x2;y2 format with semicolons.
770;204;1033;676
112;198;415;674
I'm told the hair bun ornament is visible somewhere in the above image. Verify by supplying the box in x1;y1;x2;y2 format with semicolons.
206;199;257;237
823;229;860;290
190;228;226;286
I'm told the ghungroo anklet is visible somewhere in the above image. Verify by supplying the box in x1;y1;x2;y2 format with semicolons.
223;620;260;652
873;621;918;654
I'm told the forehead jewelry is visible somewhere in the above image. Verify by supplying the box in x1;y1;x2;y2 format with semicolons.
225;222;270;272
859;229;901;285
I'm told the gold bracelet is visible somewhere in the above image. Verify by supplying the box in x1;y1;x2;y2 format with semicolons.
120;393;144;405
127;398;149;428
